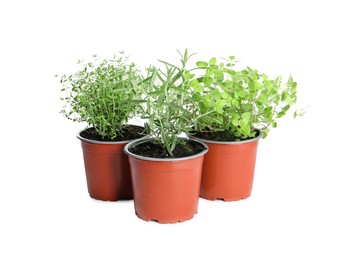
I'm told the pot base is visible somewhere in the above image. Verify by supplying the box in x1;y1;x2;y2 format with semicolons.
135;211;197;224
201;194;251;202
89;194;133;202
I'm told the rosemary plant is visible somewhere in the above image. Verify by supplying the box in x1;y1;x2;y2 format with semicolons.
142;50;200;156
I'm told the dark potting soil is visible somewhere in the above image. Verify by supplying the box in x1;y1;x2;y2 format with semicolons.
80;125;145;142
192;130;258;142
129;140;206;159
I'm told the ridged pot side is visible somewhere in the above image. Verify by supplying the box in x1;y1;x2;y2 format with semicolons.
77;130;143;201
190;130;262;201
124;138;208;223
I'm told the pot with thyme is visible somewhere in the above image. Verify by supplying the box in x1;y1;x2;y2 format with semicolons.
59;52;145;201
190;56;303;201
124;50;208;223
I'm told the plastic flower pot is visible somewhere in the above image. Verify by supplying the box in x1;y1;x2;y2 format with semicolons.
190;130;262;201
124;138;208;224
77;129;143;201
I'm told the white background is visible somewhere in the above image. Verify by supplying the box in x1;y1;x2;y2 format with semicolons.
1;0;362;259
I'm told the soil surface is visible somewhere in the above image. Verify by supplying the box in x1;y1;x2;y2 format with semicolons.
192;130;258;142
129;140;206;159
80;125;145;141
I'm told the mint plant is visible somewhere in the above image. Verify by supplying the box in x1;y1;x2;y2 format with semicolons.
59;52;144;140
193;56;301;140
142;50;200;156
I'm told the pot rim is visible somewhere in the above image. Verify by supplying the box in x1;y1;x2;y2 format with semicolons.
77;127;146;145
124;137;209;162
189;129;262;145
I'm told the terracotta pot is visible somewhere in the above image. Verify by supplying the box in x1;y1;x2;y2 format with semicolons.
124;138;208;224
77;130;142;201
190;130;262;201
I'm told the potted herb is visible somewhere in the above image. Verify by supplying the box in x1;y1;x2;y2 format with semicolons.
190;56;302;201
59;52;145;201
124;50;208;223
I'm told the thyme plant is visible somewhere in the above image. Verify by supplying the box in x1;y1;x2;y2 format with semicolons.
59;52;144;140
193;56;302;139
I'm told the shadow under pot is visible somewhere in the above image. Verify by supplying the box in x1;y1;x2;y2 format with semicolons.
190;130;262;201
77;128;143;201
124;138;208;224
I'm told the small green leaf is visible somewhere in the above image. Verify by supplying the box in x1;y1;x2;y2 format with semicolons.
254;82;263;90
211;116;223;125
190;79;204;92
282;104;291;112
231;100;239;107
242;112;251;120
225;69;236;75
257;94;268;104
203;76;213;86
196;61;208;68
232;118;239;126
229;55;235;60
277;111;285;118
240;123;251;135
221;92;229;99
202;96;212;107
215;100;226;114
212;69;224;79
236;90;246;98
281;91;287;101
209;57;217;66
206;68;212;77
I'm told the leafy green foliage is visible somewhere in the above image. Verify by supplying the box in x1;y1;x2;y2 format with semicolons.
59;52;144;140
142;50;199;156
193;56;300;139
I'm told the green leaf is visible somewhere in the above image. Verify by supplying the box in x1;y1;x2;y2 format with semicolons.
257;94;268;104
232;118;239;126
229;55;235;60
211;89;221;98
196;61;208;68
240;123;251;135
190;79;204;92
236;90;246;98
211;69;224;79
215;100;226;114
225;69;236;75
203;76;213;86
277;111;285;118
221;92;229;99
211;116;223;125
281;91;287;101
254;82;263;90
282;104;291;112
231;100;239;107
209;57;217;66
206;68;212;77
202;96;212;107
242;112;251;120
